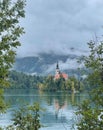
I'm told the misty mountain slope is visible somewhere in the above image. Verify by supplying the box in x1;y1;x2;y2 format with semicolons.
14;52;83;75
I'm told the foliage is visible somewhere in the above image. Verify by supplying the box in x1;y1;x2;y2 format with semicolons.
0;0;25;114
0;0;25;87
77;40;103;129
38;75;84;92
77;100;103;130
0;127;3;130
8;70;85;92
6;103;42;130
0;89;8;113
7;70;85;92
9;70;44;88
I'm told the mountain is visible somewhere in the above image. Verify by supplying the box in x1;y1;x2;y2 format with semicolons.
13;52;84;76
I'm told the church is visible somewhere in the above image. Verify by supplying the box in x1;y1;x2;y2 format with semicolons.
54;62;68;80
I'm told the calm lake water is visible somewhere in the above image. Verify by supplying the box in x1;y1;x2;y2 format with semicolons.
0;89;89;130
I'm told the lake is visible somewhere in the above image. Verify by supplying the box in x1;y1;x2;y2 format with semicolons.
0;89;89;130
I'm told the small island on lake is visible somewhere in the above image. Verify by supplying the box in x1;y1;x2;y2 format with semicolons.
9;62;86;93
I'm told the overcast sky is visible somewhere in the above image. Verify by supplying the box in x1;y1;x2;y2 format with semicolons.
17;0;103;57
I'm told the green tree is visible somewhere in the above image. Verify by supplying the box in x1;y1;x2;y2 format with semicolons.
0;0;25;86
0;89;7;113
77;40;103;129
0;0;25;113
6;103;42;130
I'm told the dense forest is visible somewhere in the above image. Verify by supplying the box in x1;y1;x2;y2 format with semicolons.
8;70;86;92
8;70;44;89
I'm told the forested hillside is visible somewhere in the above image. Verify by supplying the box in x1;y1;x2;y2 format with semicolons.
9;71;44;88
8;71;86;92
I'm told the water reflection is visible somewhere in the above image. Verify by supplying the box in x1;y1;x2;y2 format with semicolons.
54;98;67;120
38;91;84;126
2;89;89;129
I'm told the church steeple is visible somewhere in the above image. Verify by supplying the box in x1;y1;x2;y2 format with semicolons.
56;62;59;69
54;62;68;80
56;62;60;74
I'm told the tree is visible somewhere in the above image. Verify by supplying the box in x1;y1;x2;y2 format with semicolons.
77;40;103;129
0;0;25;86
6;103;42;130
0;89;7;113
0;0;25;113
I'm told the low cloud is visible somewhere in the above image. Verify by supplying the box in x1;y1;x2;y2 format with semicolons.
18;0;103;57
45;58;84;74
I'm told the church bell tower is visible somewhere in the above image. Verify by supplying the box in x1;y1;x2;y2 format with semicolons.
56;62;60;74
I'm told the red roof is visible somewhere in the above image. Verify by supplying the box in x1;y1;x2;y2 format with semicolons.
62;73;68;79
54;73;68;80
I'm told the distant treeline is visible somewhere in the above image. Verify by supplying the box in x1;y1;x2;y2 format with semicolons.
8;70;88;92
9;70;44;89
